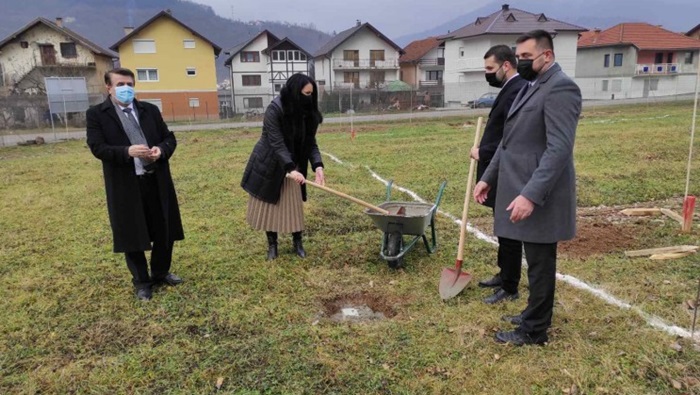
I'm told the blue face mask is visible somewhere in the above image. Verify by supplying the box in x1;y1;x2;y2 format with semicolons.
114;85;135;104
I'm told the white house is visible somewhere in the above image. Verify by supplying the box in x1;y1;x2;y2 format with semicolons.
576;23;700;100
313;21;403;98
223;30;310;114
439;4;586;106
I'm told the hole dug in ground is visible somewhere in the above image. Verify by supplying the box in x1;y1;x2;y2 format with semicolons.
321;292;398;323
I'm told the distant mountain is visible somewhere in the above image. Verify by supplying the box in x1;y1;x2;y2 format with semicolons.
0;0;332;82
395;0;698;46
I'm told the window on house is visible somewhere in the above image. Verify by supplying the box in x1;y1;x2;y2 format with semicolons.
427;70;443;81
685;52;694;64
183;39;195;49
20;41;28;48
370;50;385;66
242;75;262;86
241;51;260;62
459;47;465;57
136;68;159;81
343;50;359;66
189;98;200;107
317;80;325;86
133;39;156;54
272;50;285;61
186;67;196;76
274;83;283;92
601;80;609;91
603;54;610;68
140;99;163;112
244;97;263;108
60;42;77;58
654;52;664;64
611;79;622;92
300;52;307;61
369;71;385;87
344;72;360;88
667;53;673;63
613;53;623;67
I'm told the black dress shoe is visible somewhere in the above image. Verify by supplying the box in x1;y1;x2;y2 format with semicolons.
136;287;152;301
478;274;502;288
484;288;519;304
495;329;548;346
501;314;523;326
155;273;183;286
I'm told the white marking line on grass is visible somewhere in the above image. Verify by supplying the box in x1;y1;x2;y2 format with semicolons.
322;151;345;165
580;114;670;125
322;148;695;340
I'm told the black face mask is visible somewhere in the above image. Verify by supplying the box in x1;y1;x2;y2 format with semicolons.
300;94;314;109
485;64;504;88
517;52;546;81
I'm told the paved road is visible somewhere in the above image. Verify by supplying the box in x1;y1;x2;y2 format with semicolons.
2;94;695;147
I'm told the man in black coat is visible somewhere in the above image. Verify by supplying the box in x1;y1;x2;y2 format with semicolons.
470;45;527;304
87;68;184;301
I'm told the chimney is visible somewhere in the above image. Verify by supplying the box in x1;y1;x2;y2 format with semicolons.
502;4;509;11
165;8;172;15
593;28;601;43
124;26;134;35
356;19;361;27
55;17;63;28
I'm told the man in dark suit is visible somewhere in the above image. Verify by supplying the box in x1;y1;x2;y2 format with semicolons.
87;68;185;301
471;45;527;304
474;30;581;345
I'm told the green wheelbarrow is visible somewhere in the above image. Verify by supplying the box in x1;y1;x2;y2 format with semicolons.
365;181;447;269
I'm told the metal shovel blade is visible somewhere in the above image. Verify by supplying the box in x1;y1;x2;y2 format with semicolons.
439;266;472;300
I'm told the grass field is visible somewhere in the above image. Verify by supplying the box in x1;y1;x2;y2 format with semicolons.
1;101;699;394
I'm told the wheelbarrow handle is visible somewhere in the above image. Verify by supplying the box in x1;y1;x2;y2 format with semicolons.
286;174;391;215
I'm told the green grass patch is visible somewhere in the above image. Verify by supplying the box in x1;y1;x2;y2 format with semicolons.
1;101;699;393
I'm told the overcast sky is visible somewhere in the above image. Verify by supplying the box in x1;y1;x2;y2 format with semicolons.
195;0;476;37
192;0;699;38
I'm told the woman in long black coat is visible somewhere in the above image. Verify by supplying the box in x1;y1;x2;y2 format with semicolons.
241;73;325;260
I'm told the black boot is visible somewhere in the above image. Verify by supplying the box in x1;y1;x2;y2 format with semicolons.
266;231;278;260
292;232;306;258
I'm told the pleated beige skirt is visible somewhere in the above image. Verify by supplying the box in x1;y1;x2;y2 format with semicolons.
247;177;304;233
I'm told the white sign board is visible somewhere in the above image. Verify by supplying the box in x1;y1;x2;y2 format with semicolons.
44;77;89;114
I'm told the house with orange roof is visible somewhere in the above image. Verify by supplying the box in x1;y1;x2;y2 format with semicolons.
400;37;445;106
577;23;700;99
687;23;700;40
438;4;586;107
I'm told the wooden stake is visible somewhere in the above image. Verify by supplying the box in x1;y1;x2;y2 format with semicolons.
692;278;700;339
682;196;696;233
649;251;696;260
660;208;684;225
625;245;699;257
619;208;661;216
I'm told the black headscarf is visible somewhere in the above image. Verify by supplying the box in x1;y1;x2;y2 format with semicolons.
279;73;323;161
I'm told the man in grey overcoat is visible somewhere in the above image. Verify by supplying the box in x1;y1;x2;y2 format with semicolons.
474;30;582;346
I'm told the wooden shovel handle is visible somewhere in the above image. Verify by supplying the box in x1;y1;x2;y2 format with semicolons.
287;174;390;215
456;117;484;262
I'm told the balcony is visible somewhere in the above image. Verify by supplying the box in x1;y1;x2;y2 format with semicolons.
635;63;683;75
418;58;445;67
419;80;443;86
333;58;400;70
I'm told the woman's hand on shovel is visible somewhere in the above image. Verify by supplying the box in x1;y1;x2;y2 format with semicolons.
288;170;306;185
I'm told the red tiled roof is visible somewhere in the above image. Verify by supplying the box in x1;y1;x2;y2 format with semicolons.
687;23;700;37
400;37;442;63
578;23;700;50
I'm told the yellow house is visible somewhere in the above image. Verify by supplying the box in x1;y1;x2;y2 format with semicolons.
110;10;221;121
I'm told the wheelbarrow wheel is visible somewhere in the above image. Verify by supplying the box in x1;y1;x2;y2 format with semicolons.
386;232;404;269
